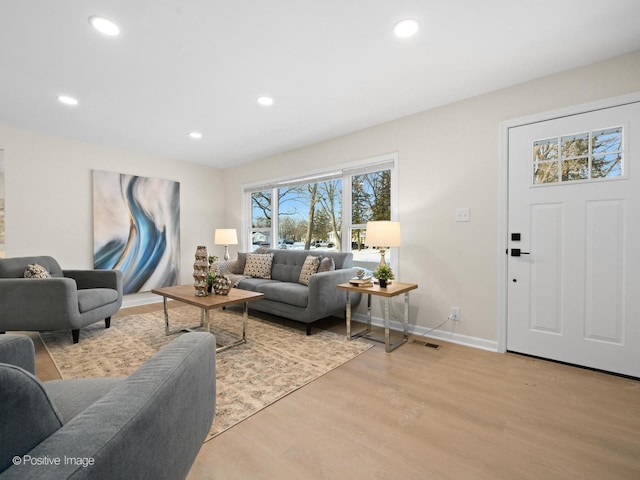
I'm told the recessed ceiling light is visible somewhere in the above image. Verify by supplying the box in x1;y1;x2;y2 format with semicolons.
257;96;274;106
89;16;121;36
57;95;79;106
393;19;419;38
188;131;203;139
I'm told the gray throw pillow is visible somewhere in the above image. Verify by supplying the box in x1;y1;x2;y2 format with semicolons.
232;252;247;274
317;257;335;273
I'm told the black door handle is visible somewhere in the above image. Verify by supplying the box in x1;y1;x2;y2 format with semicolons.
511;248;530;257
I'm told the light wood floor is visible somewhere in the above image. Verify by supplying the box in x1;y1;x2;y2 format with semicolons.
34;304;640;480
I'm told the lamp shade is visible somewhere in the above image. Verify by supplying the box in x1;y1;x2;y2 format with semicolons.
214;228;238;245
366;221;401;247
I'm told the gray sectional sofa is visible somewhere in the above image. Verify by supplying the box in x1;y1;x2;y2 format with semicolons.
215;248;361;334
0;332;216;480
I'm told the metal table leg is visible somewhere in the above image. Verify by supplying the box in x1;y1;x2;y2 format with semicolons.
214;301;248;353
347;293;373;340
347;292;408;352
164;297;205;335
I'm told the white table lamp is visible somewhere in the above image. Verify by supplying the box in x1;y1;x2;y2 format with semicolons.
365;221;401;266
214;228;238;261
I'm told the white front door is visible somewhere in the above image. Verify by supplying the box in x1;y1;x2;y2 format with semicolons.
507;101;640;377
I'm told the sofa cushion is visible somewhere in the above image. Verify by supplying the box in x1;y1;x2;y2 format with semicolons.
256;282;309;308
298;255;320;286
77;288;119;313
0;364;64;472
243;253;274;279
24;263;51;279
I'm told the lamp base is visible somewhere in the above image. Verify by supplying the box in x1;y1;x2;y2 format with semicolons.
379;248;387;267
224;245;230;261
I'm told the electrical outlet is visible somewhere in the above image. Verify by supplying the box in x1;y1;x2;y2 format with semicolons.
449;306;460;321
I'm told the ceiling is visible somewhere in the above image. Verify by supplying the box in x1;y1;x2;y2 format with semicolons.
1;1;640;168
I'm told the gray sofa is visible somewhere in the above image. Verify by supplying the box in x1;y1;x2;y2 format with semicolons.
215;248;361;334
0;332;216;480
0;256;123;343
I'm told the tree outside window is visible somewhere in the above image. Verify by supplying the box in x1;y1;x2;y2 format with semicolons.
246;160;395;272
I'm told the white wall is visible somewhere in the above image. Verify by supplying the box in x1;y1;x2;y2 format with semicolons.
0;126;225;305
2;51;639;341
221;50;640;348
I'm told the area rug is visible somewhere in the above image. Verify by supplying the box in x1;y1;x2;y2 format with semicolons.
39;306;372;440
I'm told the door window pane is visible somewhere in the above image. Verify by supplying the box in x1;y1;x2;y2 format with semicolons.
592;154;622;178
561;132;589;158
533;138;558;162
534;162;559;184
593;127;622;153
532;126;623;185
562;159;589;181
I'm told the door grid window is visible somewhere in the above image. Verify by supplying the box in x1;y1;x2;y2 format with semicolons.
532;126;623;185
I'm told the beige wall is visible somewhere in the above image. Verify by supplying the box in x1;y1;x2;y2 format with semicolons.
2;51;639;340
221;50;640;347
0;126;224;305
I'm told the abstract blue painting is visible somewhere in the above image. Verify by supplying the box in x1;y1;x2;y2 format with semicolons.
93;170;180;294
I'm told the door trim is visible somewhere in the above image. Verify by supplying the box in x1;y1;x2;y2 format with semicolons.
497;91;640;353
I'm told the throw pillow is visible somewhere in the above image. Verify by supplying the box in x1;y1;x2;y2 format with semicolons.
232;252;247;274
243;253;274;279
24;263;50;279
317;256;335;273
298;255;320;286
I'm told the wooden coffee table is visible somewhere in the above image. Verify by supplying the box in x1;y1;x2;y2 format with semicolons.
151;285;264;352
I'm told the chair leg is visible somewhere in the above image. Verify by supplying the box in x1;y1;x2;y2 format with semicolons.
72;329;80;344
306;325;312;336
105;317;111;329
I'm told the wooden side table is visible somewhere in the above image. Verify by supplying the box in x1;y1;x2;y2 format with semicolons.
337;281;418;352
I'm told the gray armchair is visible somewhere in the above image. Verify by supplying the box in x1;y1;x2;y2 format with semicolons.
0;256;122;343
0;332;216;480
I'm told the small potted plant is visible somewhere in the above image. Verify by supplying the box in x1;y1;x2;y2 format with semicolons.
207;271;217;293
373;264;395;288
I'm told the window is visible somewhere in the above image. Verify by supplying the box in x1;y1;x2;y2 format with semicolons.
533;126;623;185
245;156;397;271
349;169;392;270
249;190;272;251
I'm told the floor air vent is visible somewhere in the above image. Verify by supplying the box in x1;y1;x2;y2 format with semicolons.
411;339;441;349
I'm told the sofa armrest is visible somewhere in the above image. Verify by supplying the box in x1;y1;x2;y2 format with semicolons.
0;334;36;374
0;278;83;331
0;332;217;480
63;269;122;294
307;267;361;314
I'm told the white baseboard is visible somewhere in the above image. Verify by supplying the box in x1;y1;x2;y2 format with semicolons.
352;313;498;352
120;296;498;352
121;293;163;309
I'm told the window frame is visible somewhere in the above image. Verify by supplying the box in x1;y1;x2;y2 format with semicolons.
242;153;399;268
